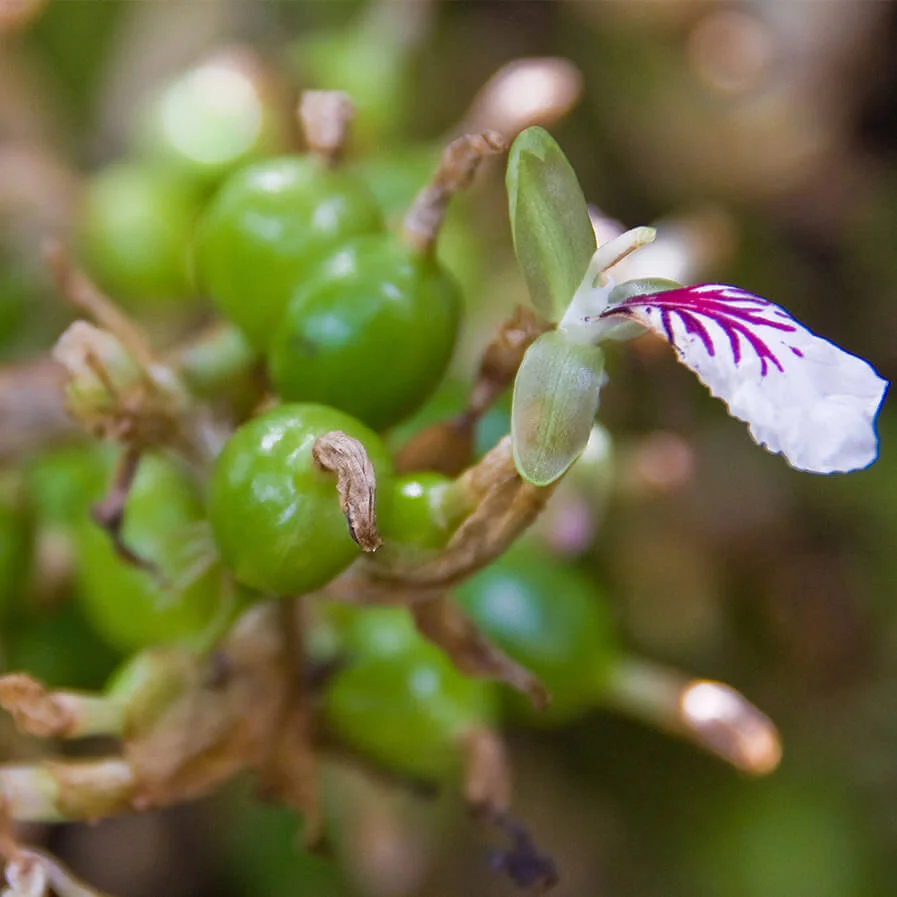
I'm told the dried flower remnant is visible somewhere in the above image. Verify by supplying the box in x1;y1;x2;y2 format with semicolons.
313;431;382;552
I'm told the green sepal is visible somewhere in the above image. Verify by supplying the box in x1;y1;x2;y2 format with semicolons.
506;127;596;322
512;330;606;486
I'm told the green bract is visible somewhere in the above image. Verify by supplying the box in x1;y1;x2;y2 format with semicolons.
506;126;596;322
512;330;605;486
208;403;394;595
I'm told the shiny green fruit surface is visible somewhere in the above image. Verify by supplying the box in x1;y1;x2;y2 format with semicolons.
324;637;496;781
380;473;454;552
193;157;383;350
75;455;228;652
455;545;618;724
208;404;394;595
80;162;199;307
269;237;461;431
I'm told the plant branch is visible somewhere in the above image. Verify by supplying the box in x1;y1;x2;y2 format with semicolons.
402;131;506;253
90;446;161;579
412;596;548;708
44;240;155;369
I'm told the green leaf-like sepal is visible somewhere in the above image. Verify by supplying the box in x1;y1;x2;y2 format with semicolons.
512;330;606;486
506;127;596;322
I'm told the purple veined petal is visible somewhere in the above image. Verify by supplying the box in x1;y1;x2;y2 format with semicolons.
594;284;888;474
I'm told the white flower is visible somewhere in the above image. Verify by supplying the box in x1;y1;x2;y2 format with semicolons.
583;280;887;474
511;225;887;485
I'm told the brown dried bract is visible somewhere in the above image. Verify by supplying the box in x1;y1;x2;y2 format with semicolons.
91;447;161;580
412;596;548;709
393;413;474;477
468;305;549;417
403;131;506;253
313;431;382;552
0;675;75;739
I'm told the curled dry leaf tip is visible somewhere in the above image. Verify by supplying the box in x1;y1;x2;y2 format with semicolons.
403;130;507;252
312;431;382;552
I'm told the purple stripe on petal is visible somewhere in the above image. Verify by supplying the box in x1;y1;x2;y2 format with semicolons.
601;284;796;375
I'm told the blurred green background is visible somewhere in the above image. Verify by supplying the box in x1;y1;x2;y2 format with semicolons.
2;1;897;895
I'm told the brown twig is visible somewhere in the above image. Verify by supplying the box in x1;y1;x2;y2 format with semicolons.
313;431;382;552
412;596;548;708
43;240;156;369
393;413;475;477
467;306;548;418
462;728;511;815
454;57;583;143
327;437;555;608
90;447;161;579
461;729;558;891
256;598;324;849
402;131;506;253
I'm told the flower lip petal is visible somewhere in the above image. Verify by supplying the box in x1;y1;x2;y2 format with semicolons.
596;284;888;474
